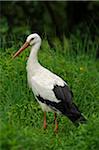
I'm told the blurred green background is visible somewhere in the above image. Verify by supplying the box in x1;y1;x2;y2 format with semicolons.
0;1;99;150
0;1;99;51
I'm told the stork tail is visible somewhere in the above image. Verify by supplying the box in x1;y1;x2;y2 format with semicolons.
66;103;87;126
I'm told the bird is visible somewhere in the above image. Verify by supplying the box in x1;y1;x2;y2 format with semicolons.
13;33;87;132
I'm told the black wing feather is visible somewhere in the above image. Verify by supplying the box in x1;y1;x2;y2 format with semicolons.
53;84;73;108
37;84;86;125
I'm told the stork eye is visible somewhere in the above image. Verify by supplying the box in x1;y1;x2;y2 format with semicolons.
30;38;34;41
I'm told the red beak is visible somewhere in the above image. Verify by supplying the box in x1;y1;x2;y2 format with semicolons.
13;42;29;58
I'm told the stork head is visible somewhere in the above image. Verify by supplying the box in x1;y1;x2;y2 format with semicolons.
26;33;41;46
13;33;41;58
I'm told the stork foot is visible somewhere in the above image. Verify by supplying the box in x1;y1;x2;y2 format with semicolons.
54;124;58;133
54;113;58;133
43;123;47;130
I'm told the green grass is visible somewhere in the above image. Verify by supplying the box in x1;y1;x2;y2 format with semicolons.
0;36;99;150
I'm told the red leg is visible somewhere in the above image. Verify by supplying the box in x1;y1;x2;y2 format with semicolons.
43;112;47;129
54;113;58;132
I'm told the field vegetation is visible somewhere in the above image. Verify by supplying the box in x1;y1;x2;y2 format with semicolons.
0;32;99;150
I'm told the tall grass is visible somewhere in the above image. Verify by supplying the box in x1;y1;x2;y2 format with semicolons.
0;34;99;150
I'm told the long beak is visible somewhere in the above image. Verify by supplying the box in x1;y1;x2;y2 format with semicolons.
13;42;29;58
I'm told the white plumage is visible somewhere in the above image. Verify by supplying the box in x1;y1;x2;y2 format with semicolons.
30;68;65;111
26;34;66;112
13;33;86;131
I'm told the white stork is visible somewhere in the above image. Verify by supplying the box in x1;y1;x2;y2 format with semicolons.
13;33;86;132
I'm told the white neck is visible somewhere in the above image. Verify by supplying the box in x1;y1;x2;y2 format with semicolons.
27;42;41;75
